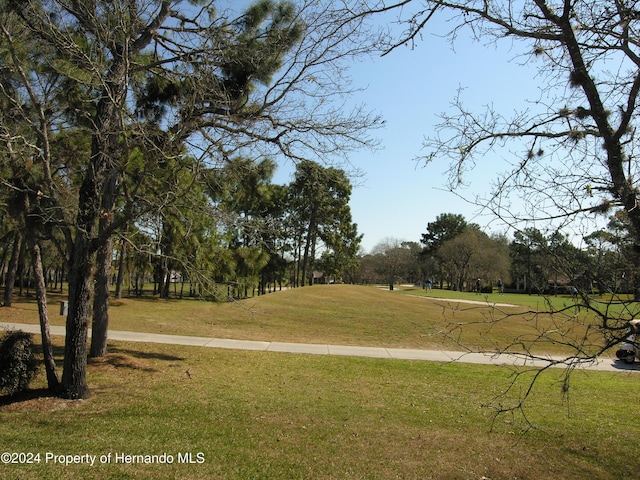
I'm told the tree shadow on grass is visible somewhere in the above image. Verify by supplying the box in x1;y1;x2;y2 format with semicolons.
1;337;190;407
88;352;162;373
107;347;185;363
31;342;65;360
1;342;189;410
109;295;185;305
0;388;84;412
30;336;184;364
0;388;53;407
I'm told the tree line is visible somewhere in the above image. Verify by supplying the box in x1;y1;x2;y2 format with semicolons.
0;156;361;301
357;212;639;296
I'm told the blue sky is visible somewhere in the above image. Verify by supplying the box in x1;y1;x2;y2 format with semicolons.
221;1;546;253
272;16;543;252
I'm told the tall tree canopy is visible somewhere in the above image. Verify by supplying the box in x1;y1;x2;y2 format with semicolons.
289;160;361;286
421;213;468;254
0;0;382;399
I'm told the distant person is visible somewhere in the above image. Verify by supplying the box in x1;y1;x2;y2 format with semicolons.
497;279;504;295
475;278;481;295
425;278;432;293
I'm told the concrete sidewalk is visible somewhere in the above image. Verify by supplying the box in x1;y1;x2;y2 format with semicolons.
1;322;636;373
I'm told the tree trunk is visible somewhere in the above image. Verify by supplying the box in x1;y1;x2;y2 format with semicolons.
31;242;60;392
90;235;113;358
60;89;122;398
0;243;8;289
17;252;25;296
3;231;21;307
58;264;65;293
294;240;301;287
115;239;126;300
163;269;171;298
309;230;318;286
60;235;93;400
158;256;170;298
90;123;120;358
301;216;317;287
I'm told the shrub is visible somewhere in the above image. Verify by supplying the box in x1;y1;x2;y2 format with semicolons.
0;330;39;396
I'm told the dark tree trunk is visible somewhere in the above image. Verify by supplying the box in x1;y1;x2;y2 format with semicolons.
90;165;119;358
60;234;93;400
31;242;60;392
60;89;122;399
115;239;126;300
90;236;113;358
3;231;21;307
301;216;317;287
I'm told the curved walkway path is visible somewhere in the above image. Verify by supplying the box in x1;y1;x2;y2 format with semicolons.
404;294;518;308
1;322;637;373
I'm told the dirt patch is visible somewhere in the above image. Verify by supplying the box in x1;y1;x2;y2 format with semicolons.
0;389;86;413
0;353;157;412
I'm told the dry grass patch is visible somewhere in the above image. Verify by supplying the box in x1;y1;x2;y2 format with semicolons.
0;389;85;413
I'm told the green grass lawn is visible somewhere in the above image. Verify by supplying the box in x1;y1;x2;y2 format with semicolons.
3;284;617;355
2;285;640;479
398;284;640;316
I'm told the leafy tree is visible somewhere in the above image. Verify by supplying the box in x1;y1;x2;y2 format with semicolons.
421;213;468;255
509;228;550;295
355;252;384;285
2;0;382;399
317;219;363;283
399;241;424;285
438;228;509;291
0;169;61;390
420;213;471;288
548;230;590;293
585;211;640;294
371;238;415;290
230;246;270;298
210;156;278;245
289;160;360;286
507;228;586;295
207;156;290;297
0;19;72;388
257;183;290;292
